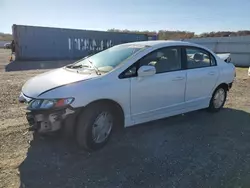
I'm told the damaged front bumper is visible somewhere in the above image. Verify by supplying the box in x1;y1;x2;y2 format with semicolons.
26;107;75;133
19;92;79;134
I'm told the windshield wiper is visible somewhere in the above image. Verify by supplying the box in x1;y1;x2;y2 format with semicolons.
66;60;101;75
66;64;89;69
87;59;101;75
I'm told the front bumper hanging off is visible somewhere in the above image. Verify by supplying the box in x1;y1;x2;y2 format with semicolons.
26;108;75;133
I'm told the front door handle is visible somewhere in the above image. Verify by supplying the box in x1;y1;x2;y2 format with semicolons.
208;72;215;75
172;76;184;81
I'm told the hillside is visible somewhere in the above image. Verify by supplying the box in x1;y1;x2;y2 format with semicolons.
108;29;250;39
0;33;12;41
1;29;250;42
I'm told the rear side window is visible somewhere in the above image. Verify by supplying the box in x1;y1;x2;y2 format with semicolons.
185;47;216;69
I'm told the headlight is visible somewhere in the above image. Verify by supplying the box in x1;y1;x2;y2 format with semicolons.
28;98;74;110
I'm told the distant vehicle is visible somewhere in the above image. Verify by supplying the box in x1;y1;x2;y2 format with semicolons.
248;67;250;76
4;43;11;49
18;41;236;151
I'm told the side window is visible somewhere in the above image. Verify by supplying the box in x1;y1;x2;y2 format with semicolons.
211;55;216;66
123;65;137;77
186;48;216;69
139;47;181;74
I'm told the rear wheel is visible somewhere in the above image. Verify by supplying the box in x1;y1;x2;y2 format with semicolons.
76;103;117;151
208;86;227;112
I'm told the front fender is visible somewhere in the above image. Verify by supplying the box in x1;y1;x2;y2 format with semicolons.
39;77;131;121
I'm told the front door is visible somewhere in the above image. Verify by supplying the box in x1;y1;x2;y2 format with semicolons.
130;46;186;124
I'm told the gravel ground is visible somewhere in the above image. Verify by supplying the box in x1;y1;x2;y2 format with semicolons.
0;49;250;188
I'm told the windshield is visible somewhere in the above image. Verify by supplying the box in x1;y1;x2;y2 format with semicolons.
70;44;146;73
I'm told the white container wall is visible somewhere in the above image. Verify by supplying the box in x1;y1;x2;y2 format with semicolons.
184;36;250;67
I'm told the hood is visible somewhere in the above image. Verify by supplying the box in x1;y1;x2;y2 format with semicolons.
22;68;98;98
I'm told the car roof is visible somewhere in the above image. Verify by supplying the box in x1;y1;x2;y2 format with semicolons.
120;40;195;47
119;40;214;55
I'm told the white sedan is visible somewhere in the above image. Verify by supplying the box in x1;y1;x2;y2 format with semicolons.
19;41;235;151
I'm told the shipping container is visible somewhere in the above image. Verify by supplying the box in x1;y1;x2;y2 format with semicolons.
12;25;151;61
147;34;158;40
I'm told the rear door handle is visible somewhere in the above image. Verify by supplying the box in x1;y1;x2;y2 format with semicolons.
172;76;184;81
208;72;215;75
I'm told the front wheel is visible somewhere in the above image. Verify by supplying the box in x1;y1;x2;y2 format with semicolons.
208;87;227;112
76;104;115;151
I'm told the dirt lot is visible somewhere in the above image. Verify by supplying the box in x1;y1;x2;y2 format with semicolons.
0;49;250;188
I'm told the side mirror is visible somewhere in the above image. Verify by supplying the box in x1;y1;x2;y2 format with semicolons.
137;65;156;77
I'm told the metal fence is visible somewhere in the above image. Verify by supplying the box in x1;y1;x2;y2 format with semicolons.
184;36;250;67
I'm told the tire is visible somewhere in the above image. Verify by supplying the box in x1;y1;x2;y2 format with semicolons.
76;103;118;151
208;86;227;112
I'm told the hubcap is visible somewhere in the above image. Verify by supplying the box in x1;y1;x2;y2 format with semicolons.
213;88;225;109
92;112;113;144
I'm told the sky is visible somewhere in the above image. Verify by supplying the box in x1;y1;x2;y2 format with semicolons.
0;0;250;34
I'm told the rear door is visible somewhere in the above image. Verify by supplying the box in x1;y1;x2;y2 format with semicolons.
184;47;219;108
